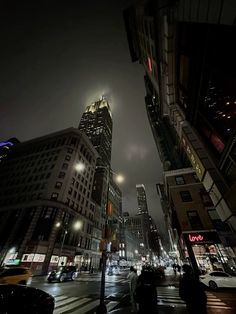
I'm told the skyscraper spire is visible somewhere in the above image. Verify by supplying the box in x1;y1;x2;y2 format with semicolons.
79;97;112;166
136;184;149;215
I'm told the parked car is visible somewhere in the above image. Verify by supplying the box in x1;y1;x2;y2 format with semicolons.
47;266;77;282
200;271;236;289
0;267;32;285
0;284;54;313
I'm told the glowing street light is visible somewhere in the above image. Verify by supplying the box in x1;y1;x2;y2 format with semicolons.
115;174;124;184
73;221;83;231
56;220;82;266
75;162;86;172
96;166;124;314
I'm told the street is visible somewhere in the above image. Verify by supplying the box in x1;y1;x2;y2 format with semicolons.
30;271;236;314
31;271;129;313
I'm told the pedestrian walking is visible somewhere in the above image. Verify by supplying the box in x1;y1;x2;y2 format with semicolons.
172;264;177;275
179;264;207;314
177;264;181;274
134;266;158;314
127;266;138;312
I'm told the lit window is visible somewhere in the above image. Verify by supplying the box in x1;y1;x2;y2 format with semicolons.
175;176;185;185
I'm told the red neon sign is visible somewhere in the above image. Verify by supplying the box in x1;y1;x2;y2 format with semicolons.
148;56;152;72
188;234;204;242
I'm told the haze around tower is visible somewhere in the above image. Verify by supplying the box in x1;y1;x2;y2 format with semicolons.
0;1;166;238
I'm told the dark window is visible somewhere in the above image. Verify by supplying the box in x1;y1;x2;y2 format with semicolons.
1;268;26;276
62;163;68;170
175;176;185;185
180;191;192;202
193;173;199;182
200;189;212;205
208;209;231;232
187;211;203;230
211;272;229;277
51;193;58;200
65;155;71;161
58;172;65;179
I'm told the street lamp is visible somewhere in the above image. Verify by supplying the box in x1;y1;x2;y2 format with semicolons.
74;162;86;173
56;220;82;266
96;166;124;314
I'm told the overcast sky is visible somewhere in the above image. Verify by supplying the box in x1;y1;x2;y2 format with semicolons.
0;2;167;241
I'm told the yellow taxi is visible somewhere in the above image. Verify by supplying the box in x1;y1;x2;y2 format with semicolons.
0;267;32;285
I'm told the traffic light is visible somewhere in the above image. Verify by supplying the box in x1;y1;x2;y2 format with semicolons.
106;201;113;216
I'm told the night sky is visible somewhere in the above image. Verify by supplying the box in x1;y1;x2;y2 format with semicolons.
0;2;166;240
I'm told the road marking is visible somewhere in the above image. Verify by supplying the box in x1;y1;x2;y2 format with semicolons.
71;299;100;314
155;287;232;309
208;305;232;309
54;295;69;302
54;297;90;314
54;296;78;308
106;301;119;312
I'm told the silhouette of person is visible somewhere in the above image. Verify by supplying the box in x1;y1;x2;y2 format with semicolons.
179;264;207;314
127;266;138;312
135;266;158;314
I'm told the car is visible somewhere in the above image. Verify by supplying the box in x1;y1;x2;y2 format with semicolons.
200;271;236;289
0;267;32;285
47;266;77;282
0;284;54;313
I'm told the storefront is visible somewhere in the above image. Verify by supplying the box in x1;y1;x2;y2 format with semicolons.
182;231;230;274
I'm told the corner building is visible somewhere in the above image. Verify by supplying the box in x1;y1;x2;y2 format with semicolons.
124;0;236;271
0;128;98;274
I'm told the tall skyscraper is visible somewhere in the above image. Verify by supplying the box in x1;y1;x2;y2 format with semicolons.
136;184;149;215
136;184;150;255
79;97;112;167
79;97;113;211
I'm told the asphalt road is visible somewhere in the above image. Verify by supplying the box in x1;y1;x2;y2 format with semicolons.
30;272;236;314
31;272;129;313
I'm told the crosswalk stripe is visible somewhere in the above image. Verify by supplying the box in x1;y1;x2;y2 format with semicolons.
158;295;184;300
106;301;119;312
54;298;91;314
208;305;231;309
55;297;78;307
72;299;100;314
159;300;185;304
154;288;231;309
54;295;69;302
208;301;228;305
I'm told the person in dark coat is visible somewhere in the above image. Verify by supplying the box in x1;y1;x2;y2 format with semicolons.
179;264;207;314
135;266;158;314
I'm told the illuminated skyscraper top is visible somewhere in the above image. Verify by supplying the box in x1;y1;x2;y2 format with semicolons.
136;184;149;215
79;97;112;166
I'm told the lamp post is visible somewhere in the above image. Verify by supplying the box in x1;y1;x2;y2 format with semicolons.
56;220;82;266
96;166;124;314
